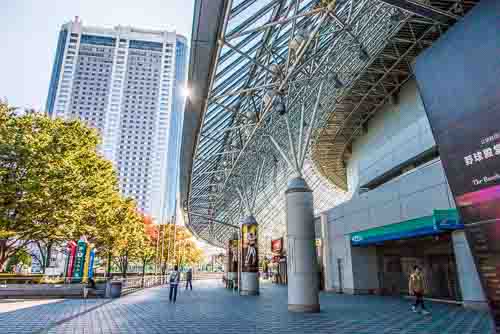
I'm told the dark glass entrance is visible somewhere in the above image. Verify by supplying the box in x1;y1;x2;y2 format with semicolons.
376;233;461;301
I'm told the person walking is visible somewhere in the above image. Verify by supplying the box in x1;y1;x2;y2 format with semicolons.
169;265;181;303
409;265;430;315
185;267;193;290
83;277;96;299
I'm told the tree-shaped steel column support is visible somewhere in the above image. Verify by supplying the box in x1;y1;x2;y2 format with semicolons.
236;159;266;296
268;83;324;312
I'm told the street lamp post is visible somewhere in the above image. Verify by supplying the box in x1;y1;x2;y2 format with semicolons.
155;226;160;275
160;224;165;275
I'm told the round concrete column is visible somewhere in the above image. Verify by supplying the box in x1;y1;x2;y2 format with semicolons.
286;177;319;312
240;216;259;296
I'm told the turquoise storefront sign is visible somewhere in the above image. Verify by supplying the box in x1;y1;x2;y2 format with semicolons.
351;209;463;246
433;209;464;230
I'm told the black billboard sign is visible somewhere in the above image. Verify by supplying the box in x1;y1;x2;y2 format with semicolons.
414;0;500;331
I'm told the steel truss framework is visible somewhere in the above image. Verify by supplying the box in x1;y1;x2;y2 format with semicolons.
186;0;477;248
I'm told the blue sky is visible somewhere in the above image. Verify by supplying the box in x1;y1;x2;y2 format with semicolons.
0;0;195;110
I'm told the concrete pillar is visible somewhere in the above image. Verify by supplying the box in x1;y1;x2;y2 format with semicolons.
452;230;488;310
286;177;320;312
320;213;333;292
240;216;259;296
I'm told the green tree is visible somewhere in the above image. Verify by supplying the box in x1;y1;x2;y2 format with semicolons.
5;247;32;273
0;101;120;270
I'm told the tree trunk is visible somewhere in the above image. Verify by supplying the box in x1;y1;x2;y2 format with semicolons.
107;252;112;278
122;251;128;278
0;239;17;273
142;258;146;287
34;242;45;273
45;241;53;271
0;255;7;272
0;240;8;272
36;241;53;274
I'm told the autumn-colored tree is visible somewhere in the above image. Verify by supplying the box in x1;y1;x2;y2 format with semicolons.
158;225;204;272
137;214;157;277
108;199;146;277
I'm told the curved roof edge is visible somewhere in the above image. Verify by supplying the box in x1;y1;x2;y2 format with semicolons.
179;0;227;241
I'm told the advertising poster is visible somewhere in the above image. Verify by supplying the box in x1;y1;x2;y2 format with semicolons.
66;241;77;280
72;240;87;282
88;249;96;279
241;223;258;273
414;0;500;330
63;245;71;278
271;238;283;255
82;245;92;283
229;239;239;273
315;239;322;258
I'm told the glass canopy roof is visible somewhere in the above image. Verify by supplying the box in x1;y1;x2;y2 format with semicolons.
184;0;473;248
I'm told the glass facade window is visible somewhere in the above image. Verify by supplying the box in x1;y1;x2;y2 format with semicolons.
80;34;116;47
45;29;68;115
129;40;162;51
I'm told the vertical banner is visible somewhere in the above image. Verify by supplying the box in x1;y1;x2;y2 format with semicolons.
66;241;77;281
82;245;92;283
72;240;87;282
271;238;283;264
414;0;500;330
271;238;283;255
229;239;239;273
88;248;96;279
241;223;258;273
63;244;71;279
315;239;322;258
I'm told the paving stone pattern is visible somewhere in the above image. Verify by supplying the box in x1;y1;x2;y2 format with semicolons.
1;280;493;334
0;298;107;334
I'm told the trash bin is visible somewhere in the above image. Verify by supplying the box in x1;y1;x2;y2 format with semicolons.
110;281;122;298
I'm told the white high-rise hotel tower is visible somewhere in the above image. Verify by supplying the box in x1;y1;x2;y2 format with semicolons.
46;17;187;224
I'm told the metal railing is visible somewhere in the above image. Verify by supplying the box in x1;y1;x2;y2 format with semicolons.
119;275;169;295
0;272;223;298
0;276;108;286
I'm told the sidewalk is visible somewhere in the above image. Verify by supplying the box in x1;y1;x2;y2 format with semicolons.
0;280;492;334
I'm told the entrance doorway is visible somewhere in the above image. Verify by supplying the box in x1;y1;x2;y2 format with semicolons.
376;233;461;300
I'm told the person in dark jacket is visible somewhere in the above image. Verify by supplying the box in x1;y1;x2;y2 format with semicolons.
185;268;193;290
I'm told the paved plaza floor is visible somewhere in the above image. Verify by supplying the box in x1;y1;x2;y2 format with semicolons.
0;280;492;334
